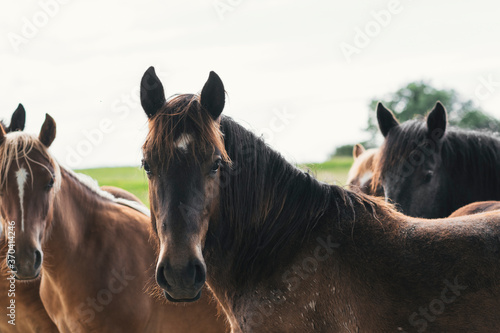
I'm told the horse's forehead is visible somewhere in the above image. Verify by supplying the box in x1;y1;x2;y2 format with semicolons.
173;133;194;151
5;150;52;179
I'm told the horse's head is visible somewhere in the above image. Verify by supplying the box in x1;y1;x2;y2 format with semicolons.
374;101;450;218
140;67;228;302
0;114;59;279
347;144;383;196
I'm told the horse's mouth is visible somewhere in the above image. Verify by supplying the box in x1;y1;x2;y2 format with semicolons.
164;290;202;303
14;271;40;281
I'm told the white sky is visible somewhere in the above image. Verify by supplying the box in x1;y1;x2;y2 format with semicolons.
1;0;500;168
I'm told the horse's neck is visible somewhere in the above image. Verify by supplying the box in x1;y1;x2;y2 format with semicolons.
207;162;358;286
207;184;396;327
445;132;500;201
45;169;105;254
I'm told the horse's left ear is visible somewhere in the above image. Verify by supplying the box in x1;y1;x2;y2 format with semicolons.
200;71;225;120
353;144;365;159
427;101;447;140
0;125;6;145
39;114;56;148
377;102;399;137
9;103;26;132
140;66;166;118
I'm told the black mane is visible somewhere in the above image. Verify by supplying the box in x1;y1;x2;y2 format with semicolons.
208;116;373;285
377;120;500;211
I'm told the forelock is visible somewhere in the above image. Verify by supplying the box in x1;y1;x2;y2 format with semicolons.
0;132;61;191
143;94;229;167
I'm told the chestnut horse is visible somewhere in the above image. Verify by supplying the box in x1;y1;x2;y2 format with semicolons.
0;104;59;333
346;144;383;196
140;67;500;332
0;116;227;332
449;201;500;218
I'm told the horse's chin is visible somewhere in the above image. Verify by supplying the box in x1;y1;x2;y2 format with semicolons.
14;271;40;281
164;290;202;303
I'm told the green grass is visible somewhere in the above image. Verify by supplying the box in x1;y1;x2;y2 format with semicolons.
75;157;353;207
300;156;353;186
76;167;150;206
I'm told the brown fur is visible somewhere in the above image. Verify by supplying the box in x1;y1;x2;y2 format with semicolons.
0;242;59;333
144;94;229;168
100;185;143;204
347;144;383;196
0;130;228;332
141;71;500;332
0;110;58;333
449;201;500;217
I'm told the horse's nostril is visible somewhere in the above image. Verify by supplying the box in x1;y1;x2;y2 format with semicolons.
193;262;205;286
156;263;172;289
34;250;42;271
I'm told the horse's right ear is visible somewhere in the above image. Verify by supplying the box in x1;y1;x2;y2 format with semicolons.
200;71;225;120
140;66;166;118
9;103;26;132
426;101;447;140
39;114;56;148
377;103;399;137
0;125;6;145
353;144;365;159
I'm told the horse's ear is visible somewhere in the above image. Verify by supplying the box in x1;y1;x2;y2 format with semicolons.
39;114;56;148
140;66;166;118
9;103;26;132
200;71;225;120
0;125;6;145
427;101;447;140
377;102;399;137
353;144;365;159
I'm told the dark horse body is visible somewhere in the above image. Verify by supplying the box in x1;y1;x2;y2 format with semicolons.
375;102;500;218
140;67;500;332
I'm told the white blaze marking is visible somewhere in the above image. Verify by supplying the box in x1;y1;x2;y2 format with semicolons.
359;171;373;187
174;134;193;151
16;168;28;232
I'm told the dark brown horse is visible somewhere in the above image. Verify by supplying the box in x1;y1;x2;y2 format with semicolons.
140;67;500;332
0;104;59;333
449;201;500;217
374;102;500;218
0;116;227;332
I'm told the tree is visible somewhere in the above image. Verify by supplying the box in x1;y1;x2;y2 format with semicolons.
365;81;500;145
331;81;500;158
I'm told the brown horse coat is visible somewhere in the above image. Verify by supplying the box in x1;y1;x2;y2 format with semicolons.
347;144;383;196
0;125;228;332
0;242;59;333
0;104;58;333
40;169;227;332
449;201;500;217
139;68;500;332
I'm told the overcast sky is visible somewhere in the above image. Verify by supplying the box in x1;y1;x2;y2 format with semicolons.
1;0;500;168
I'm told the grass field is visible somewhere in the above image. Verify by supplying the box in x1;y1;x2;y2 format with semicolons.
76;157;354;207
76;167;150;206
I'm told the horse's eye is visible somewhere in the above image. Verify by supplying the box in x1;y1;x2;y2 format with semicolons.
210;158;222;174
423;171;433;183
142;160;152;178
46;178;55;190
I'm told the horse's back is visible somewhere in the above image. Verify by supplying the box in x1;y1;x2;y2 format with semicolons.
101;185;144;205
449;201;500;217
